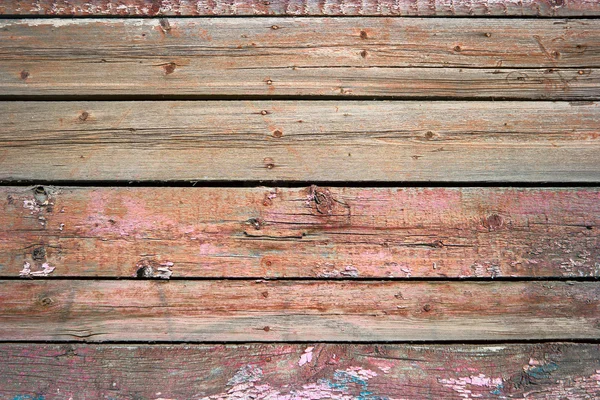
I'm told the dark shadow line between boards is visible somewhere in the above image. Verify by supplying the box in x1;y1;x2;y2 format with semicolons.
2;180;600;188
1;14;600;20
2;276;599;282
0;338;598;345
1;95;598;102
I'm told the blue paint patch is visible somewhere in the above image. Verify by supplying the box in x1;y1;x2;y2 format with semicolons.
526;362;559;380
490;383;504;395
322;370;388;400
12;396;45;400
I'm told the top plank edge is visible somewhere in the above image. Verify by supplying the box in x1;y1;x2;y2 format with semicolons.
1;0;598;17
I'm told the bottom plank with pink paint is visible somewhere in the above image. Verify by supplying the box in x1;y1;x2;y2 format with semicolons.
0;343;598;399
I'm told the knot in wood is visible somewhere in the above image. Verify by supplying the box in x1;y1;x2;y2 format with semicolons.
308;185;334;215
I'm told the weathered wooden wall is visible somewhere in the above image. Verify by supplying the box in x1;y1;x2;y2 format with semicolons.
0;0;598;398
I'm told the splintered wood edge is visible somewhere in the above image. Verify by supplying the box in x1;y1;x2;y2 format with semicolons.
1;186;599;278
0;343;598;398
1;0;598;16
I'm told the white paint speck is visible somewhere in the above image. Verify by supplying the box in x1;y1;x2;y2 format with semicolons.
20;262;55;277
298;347;314;366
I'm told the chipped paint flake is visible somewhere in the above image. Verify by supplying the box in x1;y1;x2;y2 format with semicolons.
340;266;359;277
204;364;384;400
440;374;503;399
19;262;55;277
298;346;314;366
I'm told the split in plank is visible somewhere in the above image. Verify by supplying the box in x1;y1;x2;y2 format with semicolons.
0;280;598;341
1;18;599;99
1;101;599;182
2;186;599;278
0;343;599;399
2;0;599;17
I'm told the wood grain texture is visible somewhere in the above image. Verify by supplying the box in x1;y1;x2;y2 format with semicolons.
0;280;598;341
1;18;598;99
0;343;599;399
2;186;600;279
1;101;599;182
1;0;599;17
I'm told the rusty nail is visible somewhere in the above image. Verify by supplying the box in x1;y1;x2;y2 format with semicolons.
454;45;462;52
79;111;89;121
271;25;279;30
20;70;30;80
423;304;432;312
360;50;367;58
273;129;283;138
266;79;273;85
261;110;268;115
360;30;368;39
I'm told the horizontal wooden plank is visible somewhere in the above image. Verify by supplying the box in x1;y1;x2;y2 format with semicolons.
0;280;598;341
0;343;599;399
2;186;599;279
2;0;600;17
1;101;599;182
1;18;599;99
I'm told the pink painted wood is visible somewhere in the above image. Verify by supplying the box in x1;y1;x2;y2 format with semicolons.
1;0;597;16
2;186;599;278
0;343;598;399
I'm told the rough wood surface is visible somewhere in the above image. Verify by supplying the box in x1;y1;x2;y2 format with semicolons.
1;101;599;182
2;186;599;279
1;18;599;99
0;280;598;341
0;343;599;399
1;0;599;17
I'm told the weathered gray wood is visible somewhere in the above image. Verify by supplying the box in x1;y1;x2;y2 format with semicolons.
0;280;598;341
0;343;599;399
1;18;598;99
2;186;599;278
1;101;599;182
2;0;599;17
